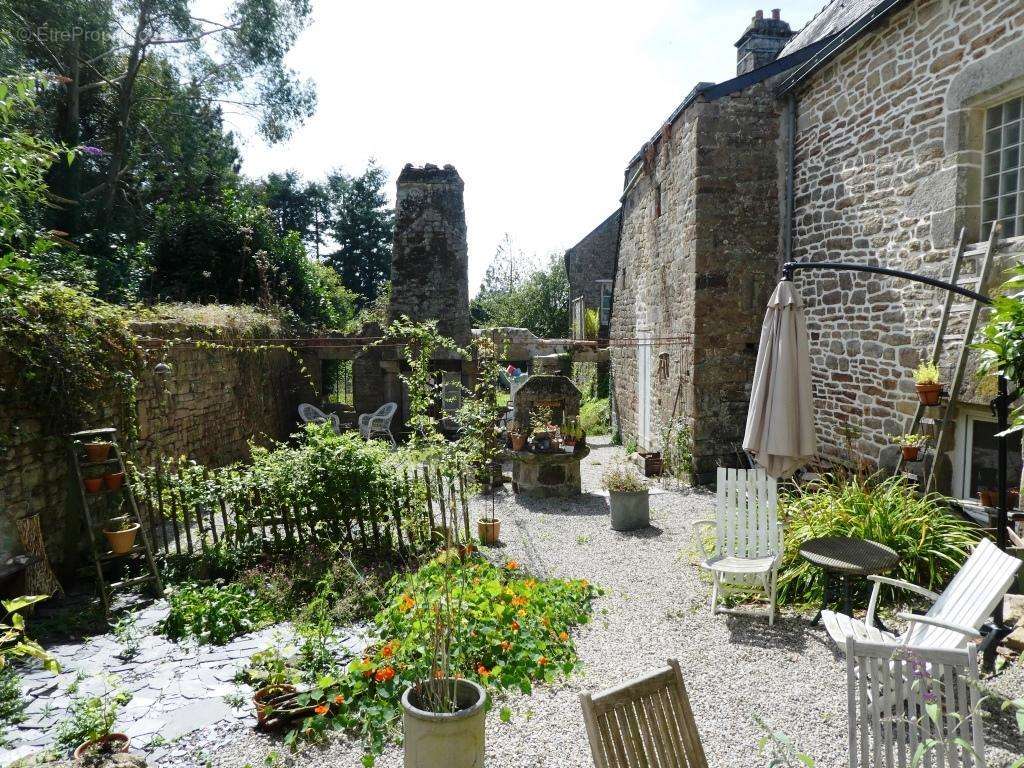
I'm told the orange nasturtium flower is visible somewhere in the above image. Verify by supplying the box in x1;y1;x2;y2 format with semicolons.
334;694;345;705
399;594;416;612
505;560;520;571
375;666;396;683
381;642;396;658
314;704;329;716
537;655;548;666
559;631;569;642
477;665;490;678
511;620;520;632
500;640;512;652
524;578;537;589
511;596;527;607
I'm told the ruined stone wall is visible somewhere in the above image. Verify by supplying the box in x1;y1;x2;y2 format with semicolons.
610;82;783;479
789;0;1024;463
388;164;472;346
565;209;620;328
0;315;317;572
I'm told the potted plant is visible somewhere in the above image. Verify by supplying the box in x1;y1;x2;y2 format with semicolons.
83;476;104;494
979;488;999;507
103;471;125;491
508;421;526;452
253;683;298;728
477;515;500;545
103;516;140;555
562;418;579;452
401;552;487;768
913;361;942;405
55;688;132;759
641;452;664;477
891;433;927;462
602;464;650;531
84;437;113;463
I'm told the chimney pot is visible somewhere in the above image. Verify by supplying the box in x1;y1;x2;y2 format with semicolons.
755;9;764;19
771;8;781;20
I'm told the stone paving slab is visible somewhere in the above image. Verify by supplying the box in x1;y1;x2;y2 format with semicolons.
0;600;371;765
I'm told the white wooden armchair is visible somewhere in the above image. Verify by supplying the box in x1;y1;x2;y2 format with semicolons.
580;659;708;768
358;402;397;446
846;638;986;768
822;537;1020;652
297;403;341;434
695;467;781;625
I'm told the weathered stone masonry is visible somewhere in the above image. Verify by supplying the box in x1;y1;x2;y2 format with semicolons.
785;0;1024;466
0;317;317;571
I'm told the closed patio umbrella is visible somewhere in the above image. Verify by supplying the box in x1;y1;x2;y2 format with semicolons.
743;279;816;478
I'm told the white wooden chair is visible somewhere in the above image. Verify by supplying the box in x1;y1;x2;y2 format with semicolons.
297;403;341;434
358;402;398;446
580;659;709;768
846;638;986;768
695;467;781;625
822;537;1021;652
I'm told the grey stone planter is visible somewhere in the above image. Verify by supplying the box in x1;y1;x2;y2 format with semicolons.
608;490;650;531
402;678;486;768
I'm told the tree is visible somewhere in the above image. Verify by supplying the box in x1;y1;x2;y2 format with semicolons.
324;162;394;306
477;233;530;296
470;253;569;338
258;171;331;259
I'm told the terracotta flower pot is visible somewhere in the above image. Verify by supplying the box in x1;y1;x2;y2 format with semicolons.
915;382;942;405
253;684;296;727
74;733;129;758
103;523;140;555
510;434;526;452
84;477;104;494
478;518;500;545
979;489;998;507
104;471;125;491
901;445;920;462
84;442;112;463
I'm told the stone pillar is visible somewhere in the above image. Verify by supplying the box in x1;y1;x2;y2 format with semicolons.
388;164;471;347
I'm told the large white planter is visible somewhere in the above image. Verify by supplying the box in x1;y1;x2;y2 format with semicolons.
608;490;650;531
402;678;486;768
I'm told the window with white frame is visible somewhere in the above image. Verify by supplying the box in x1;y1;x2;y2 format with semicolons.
982;96;1024;239
952;408;1023;502
598;280;613;326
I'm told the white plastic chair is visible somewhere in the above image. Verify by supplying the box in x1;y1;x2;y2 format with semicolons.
695;467;781;625
822;537;1021;652
358;402;397;446
846;638;986;768
297;403;341;434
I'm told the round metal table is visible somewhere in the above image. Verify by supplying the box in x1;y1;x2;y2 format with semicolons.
799;536;900;626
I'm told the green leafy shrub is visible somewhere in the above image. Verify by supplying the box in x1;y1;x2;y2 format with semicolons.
160;582;275;645
284;553;598;753
0;667;25;746
55;689;131;751
777;474;980;605
579;397;610;436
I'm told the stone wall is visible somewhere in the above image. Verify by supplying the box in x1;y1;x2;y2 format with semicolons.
0;313;318;573
388;164;472;347
565;209;620;333
610;81;782;480
788;0;1024;464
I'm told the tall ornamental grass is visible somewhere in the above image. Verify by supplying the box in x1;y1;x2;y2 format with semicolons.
777;474;980;606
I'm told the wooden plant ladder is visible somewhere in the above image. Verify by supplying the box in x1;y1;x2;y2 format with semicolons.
69;427;162;615
895;227;999;491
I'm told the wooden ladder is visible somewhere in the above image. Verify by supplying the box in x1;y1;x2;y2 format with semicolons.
895;227;999;488
69;427;162;615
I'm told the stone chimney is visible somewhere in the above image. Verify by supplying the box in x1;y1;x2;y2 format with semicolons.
388;164;472;346
734;8;793;75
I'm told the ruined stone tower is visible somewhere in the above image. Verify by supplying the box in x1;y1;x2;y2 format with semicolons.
388;164;471;346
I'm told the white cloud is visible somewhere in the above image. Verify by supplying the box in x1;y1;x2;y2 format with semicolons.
228;0;825;293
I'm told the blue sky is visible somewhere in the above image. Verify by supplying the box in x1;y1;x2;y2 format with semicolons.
230;0;825;292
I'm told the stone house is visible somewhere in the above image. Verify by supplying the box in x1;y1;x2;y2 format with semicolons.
565;209;620;339
605;0;1024;495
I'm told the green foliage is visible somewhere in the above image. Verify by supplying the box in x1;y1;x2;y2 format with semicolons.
241;644;302;688
55;688;131;750
149;190;356;329
0;75;73;299
912;360;941;385
0;282;140;437
777;475;980;605
471;253;570;338
286;553;598;754
890;433;928;448
602;464;647;493
1;595;60;675
454;336;507;483
661;419;694;482
579;397;610;436
976;263;1024;431
160;582;275;645
0;667;25;746
584;308;599;340
111;612;140;660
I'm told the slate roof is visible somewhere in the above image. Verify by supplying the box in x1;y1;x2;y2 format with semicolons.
779;0;880;56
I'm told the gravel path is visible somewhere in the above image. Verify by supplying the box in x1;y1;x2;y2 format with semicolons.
202;437;1024;768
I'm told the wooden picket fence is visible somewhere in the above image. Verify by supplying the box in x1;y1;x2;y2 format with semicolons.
131;461;473;561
